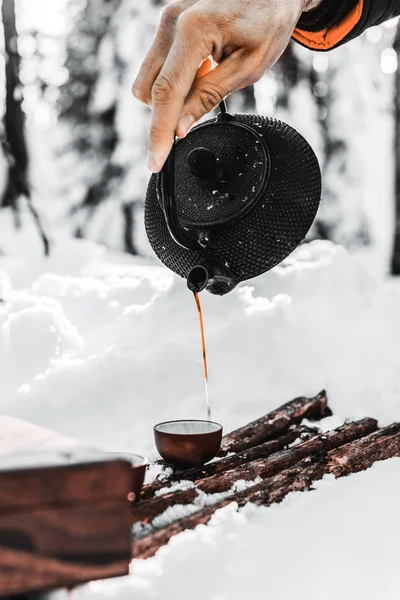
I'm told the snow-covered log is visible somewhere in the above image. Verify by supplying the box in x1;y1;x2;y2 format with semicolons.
132;416;377;528
134;420;400;560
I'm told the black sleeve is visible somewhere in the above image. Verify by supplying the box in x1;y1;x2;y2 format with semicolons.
292;0;400;51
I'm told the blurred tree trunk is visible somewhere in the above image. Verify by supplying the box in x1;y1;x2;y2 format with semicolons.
1;0;27;216
1;0;49;254
272;38;394;257
275;44;302;111
391;25;400;274
318;49;371;248
59;0;133;251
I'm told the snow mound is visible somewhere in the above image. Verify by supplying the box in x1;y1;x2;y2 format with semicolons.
1;239;400;457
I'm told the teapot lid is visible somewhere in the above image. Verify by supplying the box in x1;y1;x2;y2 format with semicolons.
171;114;270;230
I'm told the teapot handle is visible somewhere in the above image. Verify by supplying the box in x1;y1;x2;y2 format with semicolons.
216;99;234;122
157;141;203;251
156;101;232;251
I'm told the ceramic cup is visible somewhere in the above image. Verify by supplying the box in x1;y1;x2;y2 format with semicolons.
108;452;147;502
154;420;223;468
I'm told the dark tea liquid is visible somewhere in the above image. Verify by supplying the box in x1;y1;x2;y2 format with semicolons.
194;292;211;420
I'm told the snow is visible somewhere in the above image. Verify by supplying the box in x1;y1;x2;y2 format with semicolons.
1;237;400;598
155;481;195;497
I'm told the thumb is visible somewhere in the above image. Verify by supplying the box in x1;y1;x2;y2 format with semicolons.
176;53;260;138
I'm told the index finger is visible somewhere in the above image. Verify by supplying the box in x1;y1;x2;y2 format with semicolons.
147;16;214;172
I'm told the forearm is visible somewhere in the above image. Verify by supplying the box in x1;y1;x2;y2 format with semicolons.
293;0;400;51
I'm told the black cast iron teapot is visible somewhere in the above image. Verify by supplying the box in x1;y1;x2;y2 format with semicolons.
145;102;321;295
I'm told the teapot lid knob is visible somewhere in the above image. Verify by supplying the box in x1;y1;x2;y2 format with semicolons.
187;147;217;180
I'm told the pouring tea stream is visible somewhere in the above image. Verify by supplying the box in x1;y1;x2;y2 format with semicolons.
145;101;321;422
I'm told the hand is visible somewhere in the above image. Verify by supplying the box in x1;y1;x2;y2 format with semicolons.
132;0;314;173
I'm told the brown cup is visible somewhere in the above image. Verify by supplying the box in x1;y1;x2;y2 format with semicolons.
154;420;223;468
108;453;147;502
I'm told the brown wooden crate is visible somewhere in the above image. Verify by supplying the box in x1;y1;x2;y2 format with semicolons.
0;417;134;596
0;542;129;597
0;459;132;510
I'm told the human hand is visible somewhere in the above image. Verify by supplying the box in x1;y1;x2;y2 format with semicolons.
132;0;317;172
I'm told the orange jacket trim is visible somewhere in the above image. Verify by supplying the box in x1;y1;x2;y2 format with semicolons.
292;0;364;50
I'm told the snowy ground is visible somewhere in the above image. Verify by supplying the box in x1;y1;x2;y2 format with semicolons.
1;238;400;598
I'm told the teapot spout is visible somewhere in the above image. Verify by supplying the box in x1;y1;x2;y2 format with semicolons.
187;260;238;296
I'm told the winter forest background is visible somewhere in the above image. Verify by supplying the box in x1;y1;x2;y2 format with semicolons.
1;0;400;276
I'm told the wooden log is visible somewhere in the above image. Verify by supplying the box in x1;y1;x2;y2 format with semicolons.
328;422;400;477
134;422;400;560
175;425;319;482
140;425;319;501
199;417;377;495
218;389;330;455
240;422;400;506
132;418;377;527
134;506;219;560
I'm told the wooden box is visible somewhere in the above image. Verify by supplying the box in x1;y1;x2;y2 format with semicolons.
0;416;133;597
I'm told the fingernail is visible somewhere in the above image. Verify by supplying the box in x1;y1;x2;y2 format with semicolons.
147;152;160;173
177;113;196;138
